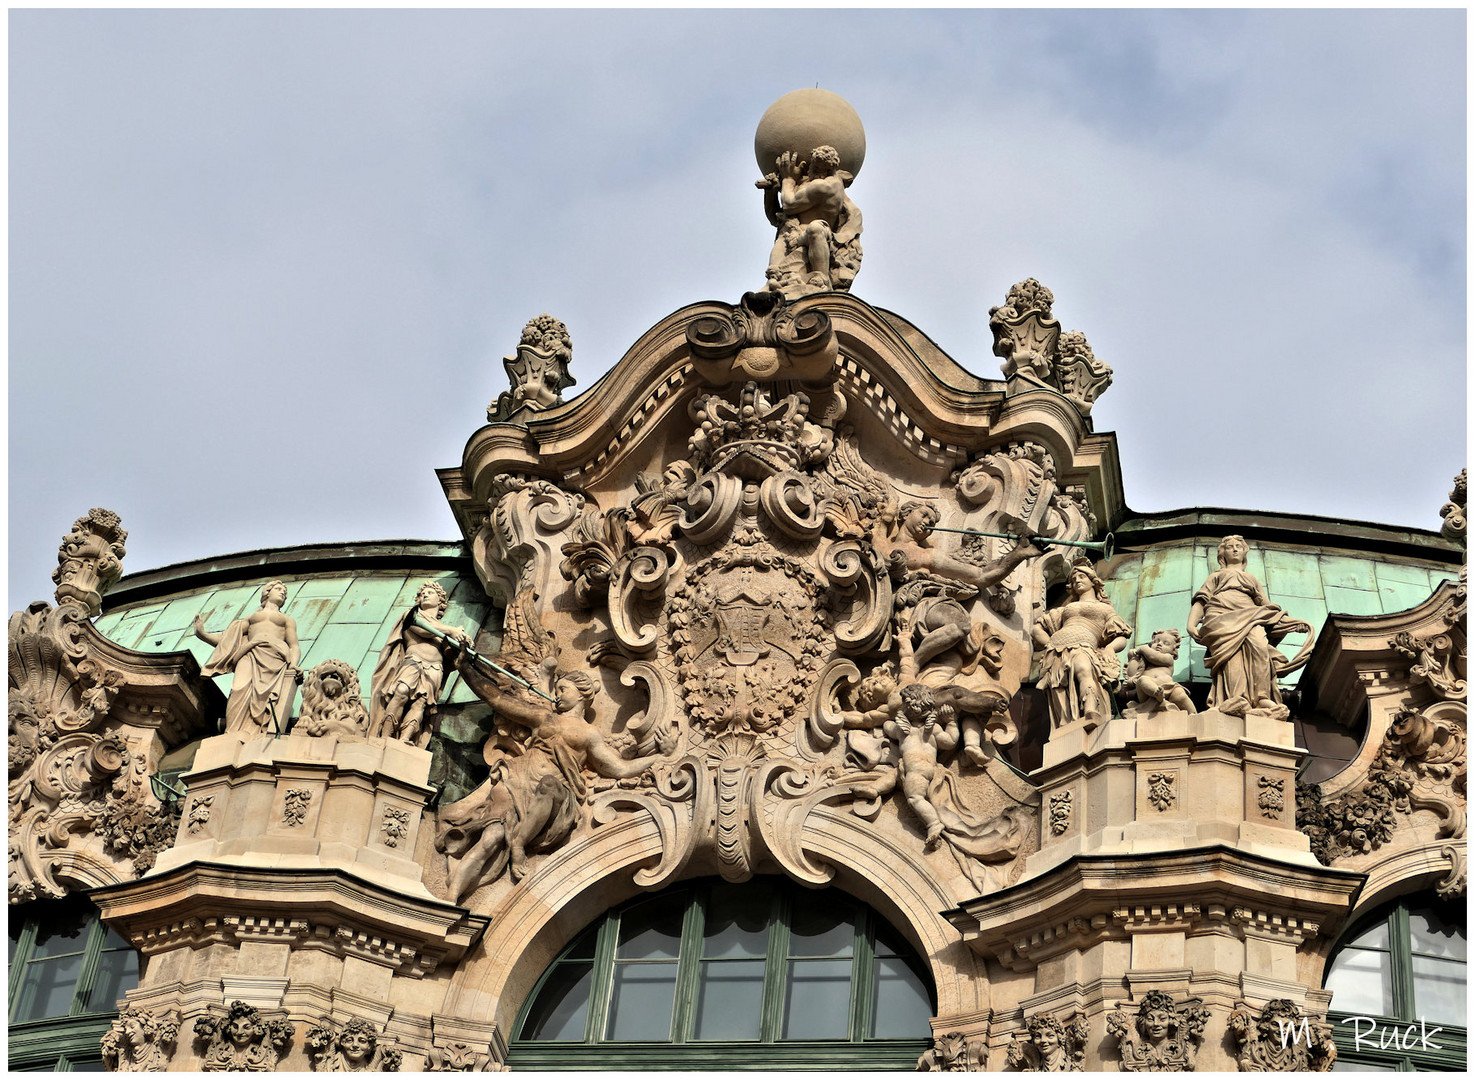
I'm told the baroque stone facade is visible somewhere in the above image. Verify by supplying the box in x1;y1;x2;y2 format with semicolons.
7;88;1465;1073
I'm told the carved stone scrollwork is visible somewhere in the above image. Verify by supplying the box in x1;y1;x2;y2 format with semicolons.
473;475;586;608
608;546;675;656
488;314;575;423
1006;1011;1089;1072
102;1004;180;1072
194;1000;294;1072
1227;999;1335;1072
306;1016;402;1072
1053;331;1113;414
819;540;892;654
686;291;839;385
954;441;1057;537
1390;615;1467;703
52;507;128;616
1104;990;1208;1072
917;1030;987;1071
1440;468;1466;546
426;1042;505;1072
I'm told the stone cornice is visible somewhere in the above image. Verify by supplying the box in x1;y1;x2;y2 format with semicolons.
91;862;489;977
946;846;1363;972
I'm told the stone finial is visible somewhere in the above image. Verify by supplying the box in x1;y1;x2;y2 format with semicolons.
1006;1011;1089;1072
193;1000;293;1072
1118;628;1198;718
102;1005;180;1072
297;659;370;738
917;1030;986;1071
1228;999;1336;1072
52;507;128;615
306;1016;402;1072
489;314;575;422
988;282;1113;414
754;89;865;299
1104;990;1209;1071
1440;468;1466;545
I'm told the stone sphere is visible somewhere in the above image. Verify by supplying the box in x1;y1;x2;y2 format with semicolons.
754;89;865;179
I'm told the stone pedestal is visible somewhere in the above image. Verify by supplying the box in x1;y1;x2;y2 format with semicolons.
93;733;490;1071
951;709;1361;1071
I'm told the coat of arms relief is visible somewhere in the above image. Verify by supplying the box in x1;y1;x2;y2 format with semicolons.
438;298;1102;908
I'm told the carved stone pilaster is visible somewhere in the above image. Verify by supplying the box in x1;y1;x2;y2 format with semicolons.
101;1004;180;1072
193;1000;294;1072
52;507;127;615
1104;990;1208;1072
1227;999;1335;1072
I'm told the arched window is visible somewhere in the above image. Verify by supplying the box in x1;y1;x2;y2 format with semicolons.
1323;895;1467;1071
510;877;935;1070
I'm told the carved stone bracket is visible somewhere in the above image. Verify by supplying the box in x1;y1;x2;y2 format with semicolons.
193;1000;294;1072
102;1004;180;1072
1227;999;1336;1072
686;291;839;385
472;475;586;608
1105;990;1209;1072
1005;1010;1088;1072
917;1030;987;1071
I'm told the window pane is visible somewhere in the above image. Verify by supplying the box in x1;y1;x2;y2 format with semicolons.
17;952;85;1021
1411;955;1466;1026
80;947;139;1014
522;962;594;1040
1333;1059;1393;1071
563;925;598;961
29;912;89;959
68;1060;108;1072
703;882;771;959
1325;948;1393;1017
1408;907;1466;960
693;958;765;1040
870;955;933;1038
616;895;685;960
787;904;854;958
9;917;21;963
783;958;852;1039
606;963;677;1040
1344;918;1390;952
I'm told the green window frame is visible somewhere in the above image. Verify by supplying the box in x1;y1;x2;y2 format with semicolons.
8;894;139;1071
1325;895;1467;1071
509;877;934;1070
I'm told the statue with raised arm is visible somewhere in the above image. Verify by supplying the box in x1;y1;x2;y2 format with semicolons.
193;581;301;734
436;665;675;902
878;502;1040;600
368;581;472;748
757;144;863;298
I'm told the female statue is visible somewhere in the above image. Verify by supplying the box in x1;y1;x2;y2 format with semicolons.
1032;561;1131;730
193;581;300;734
1188;535;1313;719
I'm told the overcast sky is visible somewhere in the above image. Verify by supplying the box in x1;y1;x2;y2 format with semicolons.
9;9;1466;613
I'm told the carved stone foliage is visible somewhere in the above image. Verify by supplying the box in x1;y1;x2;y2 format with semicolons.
381;806;412;848
1440;468;1466;546
1005;1011;1088;1072
1147;772;1175;812
194;1000;293;1072
102;1004;180;1072
988;281;1112;414
52;507;128;616
917;1030;987;1071
489;313;575;422
426;1042;503;1072
687;290;838;384
1047;791;1072;835
1105;990;1208;1072
1389;573;1467;702
1227;999;1335;1072
1257;776;1285;819
9;598;178;902
298;659;370;738
306;1016;402;1072
283;788;313;827
1298;706;1466;866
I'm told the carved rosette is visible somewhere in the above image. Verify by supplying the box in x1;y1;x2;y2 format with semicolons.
1005;1011;1089;1072
306;1016;402;1072
1227;999;1335;1072
1104;990;1208;1072
102;1005;180;1072
194;1000;294;1072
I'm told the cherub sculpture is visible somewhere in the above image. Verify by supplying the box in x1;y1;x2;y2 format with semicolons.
1118;629;1197;718
1105;990;1208;1072
193;581;301;734
436;665;675;902
1188;536;1314;720
369;581;473;747
297;659;370;738
757;144;863;298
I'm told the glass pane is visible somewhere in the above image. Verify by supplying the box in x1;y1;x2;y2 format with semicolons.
1411;955;1466;1026
788;902;854;958
522;962;594;1041
1408;907;1466;960
1332;1060;1392;1072
29;912;89;959
1345;918;1390;952
607;962;677;1040
782;958;852;1039
9;916;21;962
871;919;912;959
80;947;139;1014
68;1060;108;1072
870;955;933;1038
563;925;598;962
693;958;765;1040
616;895;685;960
704;883;771;959
18;953;85;1021
1324;948;1393;1016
